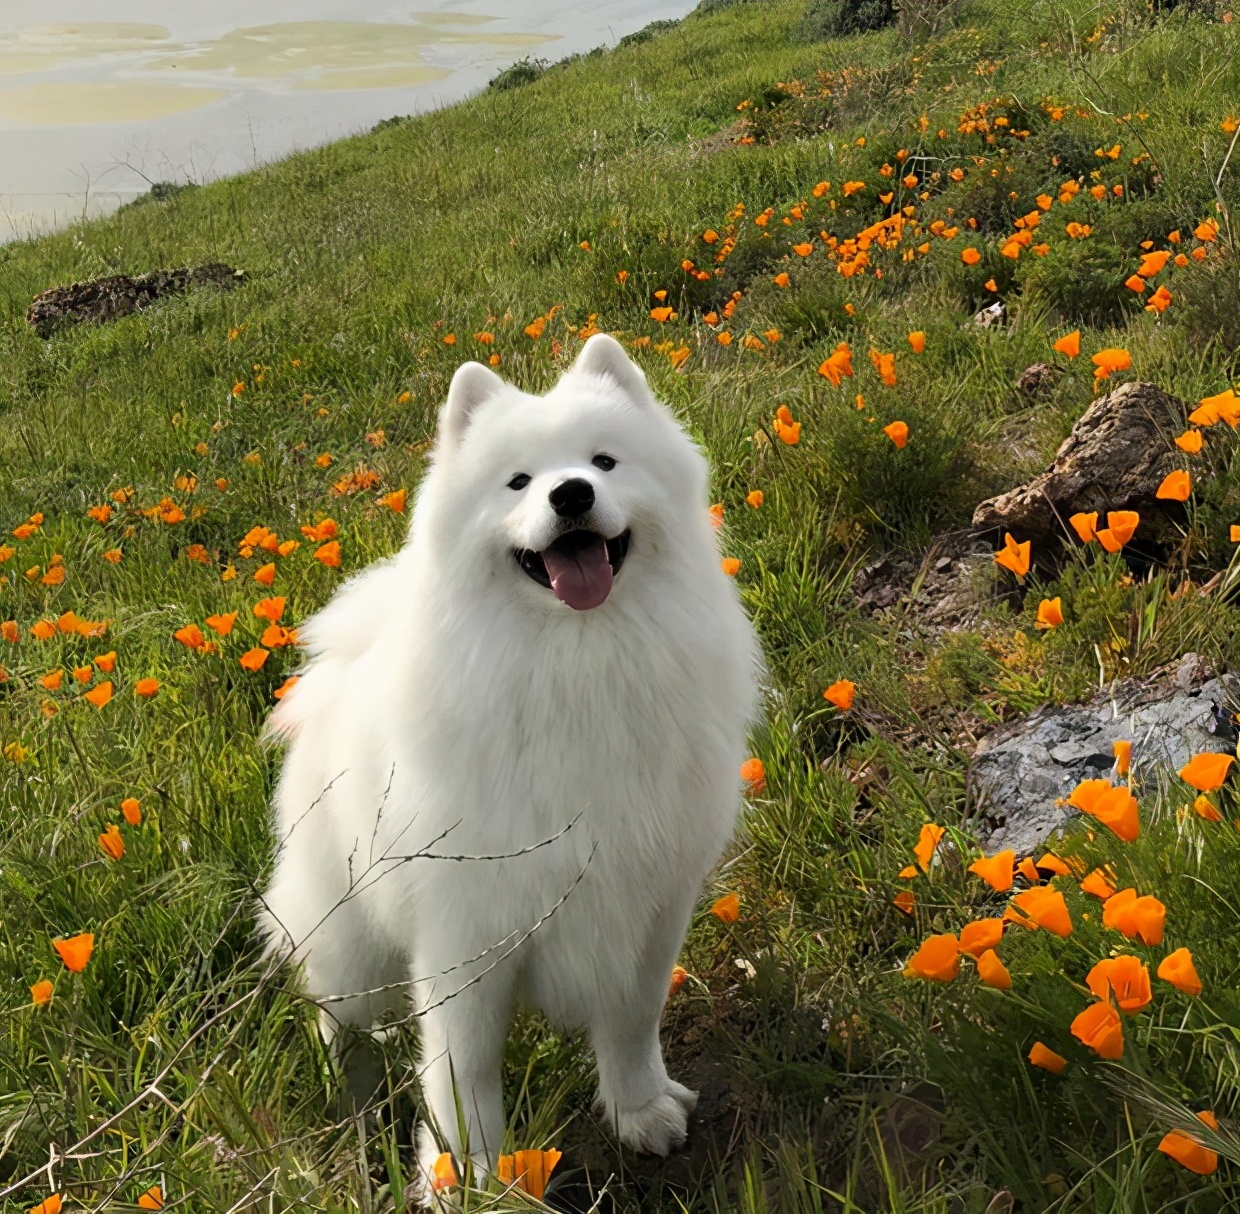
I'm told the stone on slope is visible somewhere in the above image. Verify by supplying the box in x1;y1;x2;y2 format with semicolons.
971;380;1189;543
27;264;244;338
968;654;1238;857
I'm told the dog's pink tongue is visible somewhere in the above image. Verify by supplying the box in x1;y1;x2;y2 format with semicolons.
542;538;613;610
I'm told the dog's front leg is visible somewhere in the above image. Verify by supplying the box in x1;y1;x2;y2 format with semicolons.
588;896;698;1156
413;972;511;1195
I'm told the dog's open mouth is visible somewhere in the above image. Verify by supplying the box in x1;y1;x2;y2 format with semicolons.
516;530;630;611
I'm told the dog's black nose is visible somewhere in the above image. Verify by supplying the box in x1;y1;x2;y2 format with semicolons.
549;478;595;518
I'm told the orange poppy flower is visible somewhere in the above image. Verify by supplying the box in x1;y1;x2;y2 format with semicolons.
823;679;855;710
379;489;407;513
746;490;764;508
1034;597;1063;629
1028;1042;1067;1073
30;979;53;1006
1138;250;1171;277
1175;429;1203;454
1102;888;1166;945
497;1149;563;1200
31;620;57;640
905;933;960;982
205;612;237;636
773;272;790;288
1145;285;1173;313
1157;947;1202;996
1158;1111;1219;1175
53;933;94;972
253;563;276;586
273;676;300;700
869;349;897;387
961;247;982;265
1113;739;1132;775
1086;955;1151;1012
721;557;741;576
1080;866;1117;900
817;342;854;386
83;681;113;708
969;849;1015;892
711;892;741;923
40;670;64;691
1155;470;1191;501
1016;856;1041;884
893;890;916;914
0;621;16;643
174;624;207;651
137;1185;165;1210
668;965;689;997
253;596;285;623
1192;794;1223;822
1068;511;1097;543
1008;887;1073;936
994;533;1031;578
1178;752;1233;791
1071;1000;1124;1059
314;541;342;568
1091;348;1132;379
301;518;339;543
29;1196;61;1214
959;918;1004;957
650;306;674;323
1053;330;1081;358
740;757;765;794
907;331;926;353
98;824;125;861
883;420;909;448
708;503;724;530
431;1153;458;1191
121;797;141;825
135;678;160;698
1035;853;1073;877
914;823;945;872
239;648;269;672
976;948;1011;989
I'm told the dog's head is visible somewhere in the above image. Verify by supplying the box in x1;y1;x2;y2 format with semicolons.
423;334;709;611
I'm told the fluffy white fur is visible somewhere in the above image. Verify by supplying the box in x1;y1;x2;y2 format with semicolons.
258;334;761;1189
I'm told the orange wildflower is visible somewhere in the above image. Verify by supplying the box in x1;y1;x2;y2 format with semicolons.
1179;751;1233;791
740;757;766;795
969;850;1015;892
239;648;269;672
1071;1000;1124;1059
746;490;764;508
1034;597;1063;629
83;681;113;708
959;918;1004;957
721;557;741;576
914;823;945;871
976;948;1011;990
98;824;125;861
883;420;909;448
1155;470;1191;501
823;679;855;710
254;563;276;586
30;979;53;1006
907;331;926;353
1068;511;1097;542
905;934;960;982
137;1186;164;1210
1007;886;1073;936
1080;866;1117;900
315;541;342;568
174;624;207;651
1157;948;1202;996
1086;955;1151;1012
1175;429;1203;454
1113;739;1132;776
253;596;285;623
497;1149;563;1201
121;797;141;825
961;247;982;265
53;933;94;972
711;892;740;923
1158;1111;1219;1175
1102;888;1166;945
134;678;160;698
1028;1042;1067;1073
994;533;1031;578
206;612;237;636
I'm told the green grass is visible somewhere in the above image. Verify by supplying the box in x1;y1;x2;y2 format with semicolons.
3;0;1240;1208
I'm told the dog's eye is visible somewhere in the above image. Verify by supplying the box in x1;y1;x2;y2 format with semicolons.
507;473;531;491
592;454;617;471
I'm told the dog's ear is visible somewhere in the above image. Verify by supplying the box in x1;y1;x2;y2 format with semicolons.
438;360;506;447
573;333;652;406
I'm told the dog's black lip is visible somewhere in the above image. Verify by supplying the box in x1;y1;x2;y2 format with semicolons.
515;529;631;590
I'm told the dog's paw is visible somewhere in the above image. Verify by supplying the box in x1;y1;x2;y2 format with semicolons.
615;1081;698;1155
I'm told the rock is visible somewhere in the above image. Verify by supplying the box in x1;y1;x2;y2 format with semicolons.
972;380;1189;543
972;301;1005;328
1015;362;1058;395
854;530;998;627
967;657;1239;856
27;264;244;338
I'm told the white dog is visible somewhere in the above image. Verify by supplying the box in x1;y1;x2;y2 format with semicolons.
259;334;761;1190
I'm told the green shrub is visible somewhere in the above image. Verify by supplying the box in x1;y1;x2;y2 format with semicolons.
795;0;895;40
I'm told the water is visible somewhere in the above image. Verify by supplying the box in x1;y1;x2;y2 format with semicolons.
0;0;694;242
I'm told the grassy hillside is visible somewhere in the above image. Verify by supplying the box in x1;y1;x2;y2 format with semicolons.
3;0;1240;1209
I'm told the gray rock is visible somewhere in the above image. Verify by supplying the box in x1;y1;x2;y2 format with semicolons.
968;657;1239;856
971;380;1189;544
